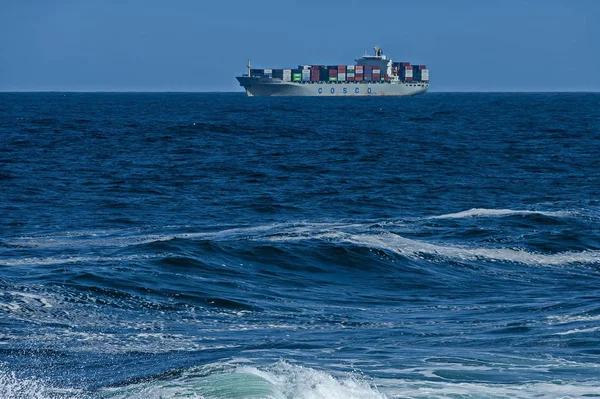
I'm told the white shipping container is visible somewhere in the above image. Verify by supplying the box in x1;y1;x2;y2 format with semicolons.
404;70;413;77
337;73;346;81
283;76;291;82
347;65;355;70
283;69;292;74
263;69;272;74
347;73;355;77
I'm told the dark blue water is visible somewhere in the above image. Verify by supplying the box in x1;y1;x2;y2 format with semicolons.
1;92;600;398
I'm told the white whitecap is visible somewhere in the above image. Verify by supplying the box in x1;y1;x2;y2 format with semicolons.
343;232;600;266
430;208;573;220
555;326;600;336
0;253;169;267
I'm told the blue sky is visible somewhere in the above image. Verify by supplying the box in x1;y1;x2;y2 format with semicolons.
1;0;598;92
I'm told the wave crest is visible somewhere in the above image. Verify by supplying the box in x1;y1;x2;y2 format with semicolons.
430;208;573;220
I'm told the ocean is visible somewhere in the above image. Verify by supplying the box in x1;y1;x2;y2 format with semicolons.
1;92;599;398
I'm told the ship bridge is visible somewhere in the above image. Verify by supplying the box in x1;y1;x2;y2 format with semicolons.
355;46;392;74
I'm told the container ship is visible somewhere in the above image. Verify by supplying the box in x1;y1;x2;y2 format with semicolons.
236;46;429;97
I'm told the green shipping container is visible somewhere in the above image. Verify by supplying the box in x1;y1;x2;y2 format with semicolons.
328;77;337;81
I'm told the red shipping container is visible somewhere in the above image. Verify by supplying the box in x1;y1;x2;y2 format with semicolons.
405;77;413;81
364;66;373;70
338;66;346;72
418;65;426;70
329;69;338;76
347;76;355;81
355;76;363;81
355;66;364;71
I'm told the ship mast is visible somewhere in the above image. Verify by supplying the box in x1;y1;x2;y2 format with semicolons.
247;59;251;76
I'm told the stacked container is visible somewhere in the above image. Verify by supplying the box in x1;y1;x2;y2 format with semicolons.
283;69;292;82
292;70;302;82
401;65;413;81
364;66;373;82
337;65;346;82
311;66;320;82
302;68;311;82
373;66;381;82
263;69;273;78
272;69;283;80
421;69;429;82
329;68;338;82
355;66;364;81
347;65;355;82
318;66;327;82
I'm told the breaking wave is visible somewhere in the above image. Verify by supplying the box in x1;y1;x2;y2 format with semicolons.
429;208;574;220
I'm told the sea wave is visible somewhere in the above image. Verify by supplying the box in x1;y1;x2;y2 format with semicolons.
0;253;170;267
0;369;82;399
429;208;574;220
342;232;600;266
98;361;387;399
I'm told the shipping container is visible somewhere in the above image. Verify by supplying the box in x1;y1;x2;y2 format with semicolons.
338;66;346;72
347;76;355;81
355;75;364;81
338;73;346;81
319;67;329;81
364;76;372;81
347;65;355;70
250;69;264;76
329;69;338;76
347;73;355;78
328;77;337;81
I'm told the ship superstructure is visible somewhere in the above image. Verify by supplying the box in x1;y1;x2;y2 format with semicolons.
236;47;429;97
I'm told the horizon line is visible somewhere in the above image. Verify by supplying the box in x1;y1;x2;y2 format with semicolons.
1;90;599;94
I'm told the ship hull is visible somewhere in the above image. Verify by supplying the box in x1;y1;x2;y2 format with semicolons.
236;77;428;97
